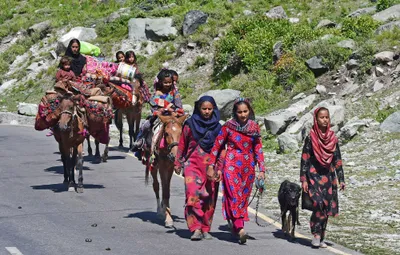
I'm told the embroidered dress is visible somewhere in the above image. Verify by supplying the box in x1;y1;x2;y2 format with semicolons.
175;126;219;232
208;121;265;227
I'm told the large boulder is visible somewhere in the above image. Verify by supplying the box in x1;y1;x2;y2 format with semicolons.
27;20;51;38
305;56;328;77
277;133;299;153
56;27;97;55
265;6;287;19
128;18;177;42
264;111;297;135
380;111;400;132
338;118;373;140
287;99;345;139
182;10;208;36
198;89;240;120
18;103;38;116
264;95;316;135
374;51;395;63
337;39;356;50
348;6;377;17
376;21;400;34
316;19;336;29
145;18;178;41
0;79;18;94
372;4;400;22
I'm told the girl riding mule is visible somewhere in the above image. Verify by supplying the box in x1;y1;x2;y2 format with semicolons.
53;94;86;193
144;113;188;228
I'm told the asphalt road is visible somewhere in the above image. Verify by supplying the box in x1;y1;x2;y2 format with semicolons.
0;125;358;255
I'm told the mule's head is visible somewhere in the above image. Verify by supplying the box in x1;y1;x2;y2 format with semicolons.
158;114;188;162
57;94;76;132
131;74;144;106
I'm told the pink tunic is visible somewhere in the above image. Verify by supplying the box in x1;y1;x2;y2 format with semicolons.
174;125;219;232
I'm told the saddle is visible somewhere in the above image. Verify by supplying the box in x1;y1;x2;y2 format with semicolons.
34;92;61;131
107;82;135;109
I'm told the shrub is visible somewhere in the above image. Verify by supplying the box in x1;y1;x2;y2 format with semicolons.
377;0;395;12
341;16;380;39
272;52;315;92
214;16;319;80
295;40;352;70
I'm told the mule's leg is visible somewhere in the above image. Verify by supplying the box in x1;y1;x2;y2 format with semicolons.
86;136;93;156
115;109;124;148
76;143;84;193
161;162;174;228
59;143;68;184
150;165;162;218
102;142;109;162
68;147;77;192
127;112;135;149
93;140;101;163
133;112;141;142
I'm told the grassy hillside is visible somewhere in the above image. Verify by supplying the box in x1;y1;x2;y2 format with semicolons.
0;0;398;113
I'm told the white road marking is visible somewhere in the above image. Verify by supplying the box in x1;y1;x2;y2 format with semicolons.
5;247;23;255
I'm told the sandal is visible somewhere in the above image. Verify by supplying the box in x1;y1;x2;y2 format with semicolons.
190;230;202;241
238;229;248;244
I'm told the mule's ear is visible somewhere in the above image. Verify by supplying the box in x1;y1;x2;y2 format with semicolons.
158;114;169;123
177;114;188;124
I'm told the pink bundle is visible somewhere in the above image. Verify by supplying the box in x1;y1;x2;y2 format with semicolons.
121;83;132;91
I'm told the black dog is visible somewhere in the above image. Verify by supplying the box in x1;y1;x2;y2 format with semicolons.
278;180;301;239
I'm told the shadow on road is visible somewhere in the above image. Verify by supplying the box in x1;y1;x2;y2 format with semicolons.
44;165;91;175
125;211;185;227
31;183;105;193
272;230;316;248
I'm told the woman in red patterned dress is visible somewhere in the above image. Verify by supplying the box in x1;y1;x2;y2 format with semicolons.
300;107;346;248
207;98;266;244
174;96;221;241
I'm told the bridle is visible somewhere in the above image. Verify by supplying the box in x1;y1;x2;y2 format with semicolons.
160;118;183;162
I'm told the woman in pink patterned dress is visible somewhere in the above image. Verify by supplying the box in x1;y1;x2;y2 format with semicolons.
207;98;266;244
174;96;221;241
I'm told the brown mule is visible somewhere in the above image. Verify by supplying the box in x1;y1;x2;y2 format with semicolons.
83;95;114;163
53;94;86;193
112;79;144;149
144;113;188;228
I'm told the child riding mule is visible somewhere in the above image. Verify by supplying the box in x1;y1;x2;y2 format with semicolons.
53;94;86;193
144;113;188;228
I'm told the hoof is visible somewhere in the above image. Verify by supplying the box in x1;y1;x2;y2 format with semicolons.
68;186;75;192
102;155;108;162
77;186;84;193
93;156;101;164
165;220;174;228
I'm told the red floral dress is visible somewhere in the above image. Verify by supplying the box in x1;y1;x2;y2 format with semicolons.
300;135;344;216
209;124;265;221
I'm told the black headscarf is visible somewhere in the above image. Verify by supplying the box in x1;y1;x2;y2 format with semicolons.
186;96;221;153
65;39;87;76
